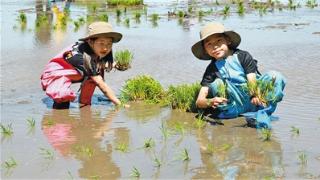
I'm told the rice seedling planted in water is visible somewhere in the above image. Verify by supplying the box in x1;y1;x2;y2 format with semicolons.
206;143;215;154
2;157;17;170
133;11;141;20
27;117;36;128
193;115;207;129
260;128;272;141
124;18;130;27
237;2;245;15
306;0;318;8
121;75;165;104
178;148;190;161
39;147;55;160
1;123;13;137
167;83;201;112
290;126;300;135
107;0;144;6
153;157;162;167
116;9;122;17
174;122;185;135
160;121;171;140
18;12;27;24
115;142;129;152
99;13;109;22
150;13;159;22
130;166;141;178
222;5;230;16
177;10;185;18
143;138;155;148
298;151;307;165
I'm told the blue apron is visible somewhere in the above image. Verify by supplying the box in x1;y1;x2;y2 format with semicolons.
208;54;286;129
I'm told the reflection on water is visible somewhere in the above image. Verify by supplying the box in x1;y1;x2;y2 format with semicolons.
41;107;121;179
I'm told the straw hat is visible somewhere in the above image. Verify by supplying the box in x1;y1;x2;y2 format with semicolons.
79;22;122;43
191;22;241;60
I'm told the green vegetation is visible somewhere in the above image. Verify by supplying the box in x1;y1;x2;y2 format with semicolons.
2;157;17;170
306;0;318;8
217;81;227;99
99;13;109;22
166;83;201;112
178;148;190;161
177;10;185;18
246;77;276;107
193;115;207;129
222;5;230;16
35;14;49;27
39;147;55;160
121;75;165;104
133;11;141;21
160;121;171;140
18;12;27;24
1;123;13;137
115;142;129;152
74;145;94;157
124;18;130;27
237;1;246;15
107;0;144;6
153;157;162;167
27;117;36;129
150;13;159;22
116;9;122;17
298;151;307;165
143;138;155;148
260;128;272;141
130;166;141;177
207;143;215;154
219;143;232;151
174;122;185;135
290;126;300;135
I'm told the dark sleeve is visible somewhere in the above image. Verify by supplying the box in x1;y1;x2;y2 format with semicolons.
66;53;86;75
67;53;98;76
200;62;217;87
236;50;258;74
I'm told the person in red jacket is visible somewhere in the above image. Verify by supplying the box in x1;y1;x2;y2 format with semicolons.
41;21;129;109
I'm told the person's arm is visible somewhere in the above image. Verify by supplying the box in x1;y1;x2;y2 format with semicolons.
91;75;122;106
196;86;227;109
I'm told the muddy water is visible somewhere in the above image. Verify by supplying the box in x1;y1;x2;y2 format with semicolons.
1;0;320;179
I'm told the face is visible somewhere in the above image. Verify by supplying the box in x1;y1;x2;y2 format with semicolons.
89;37;113;58
203;34;231;60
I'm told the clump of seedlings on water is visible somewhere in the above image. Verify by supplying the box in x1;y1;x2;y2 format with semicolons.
153;156;162;167
260;128;272;141
206;143;216;154
121;75;166;104
143;138;155;149
298;151;307;165
150;13;159;26
166;83;201;112
174;122;186;135
115;142;129;152
193;114;207;129
237;1;246;16
1;123;14;137
306;0;318;8
27;117;36;129
160;121;171;140
124;18;130;27
39;147;55;160
17;11;27;28
133;11;141;23
290;126;300;136
130;166;141;178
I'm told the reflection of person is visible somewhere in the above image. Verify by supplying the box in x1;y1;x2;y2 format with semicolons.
41;107;121;178
192;22;286;128
41;22;129;109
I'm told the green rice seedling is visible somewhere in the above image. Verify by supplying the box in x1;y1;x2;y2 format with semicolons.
217;81;227;99
198;10;205;18
167;83;201;112
216;0;220;5
120;75;165;104
1;123;13;137
222;5;230;16
259;5;268;16
115;142;129;152
74;21;80;30
153;157;162;167
88;3;98;14
298;151;307;165
116;9;122;17
288;0;297;10
18;12;27;24
193;115;206;129
35;14;49;27
246;77;276;107
178;148;190;161
78;17;85;24
160;121;171;140
130;166;140;177
115;49;133;70
27;117;36;128
150;13;159;22
219;143;232;151
306;0;318;8
237;2;245;15
107;0;144;6
39;147;55;160
174;122;185;135
90;175;101;180
124;18;130;27
207;143;216;154
99;13;109;22
143;138;155;148
133;11;141;20
177;10;185;18
260;128;272;141
2;157;17;170
74;145;94;157
290;126;300;135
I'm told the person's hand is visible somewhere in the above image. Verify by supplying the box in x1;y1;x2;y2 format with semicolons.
207;97;227;108
251;96;263;106
114;63;130;71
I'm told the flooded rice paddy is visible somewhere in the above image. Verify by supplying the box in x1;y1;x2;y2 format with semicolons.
1;0;320;179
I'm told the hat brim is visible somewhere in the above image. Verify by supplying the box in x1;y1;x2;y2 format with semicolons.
191;31;241;60
79;32;123;43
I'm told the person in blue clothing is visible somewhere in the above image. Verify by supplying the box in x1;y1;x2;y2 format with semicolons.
192;22;286;128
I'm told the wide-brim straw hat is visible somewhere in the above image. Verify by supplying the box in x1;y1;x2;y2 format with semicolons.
191;22;241;60
79;21;122;43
